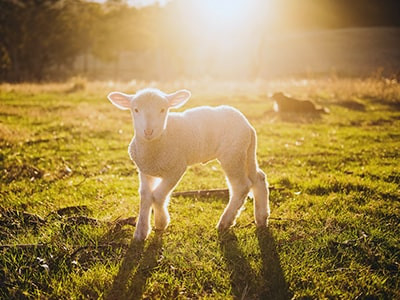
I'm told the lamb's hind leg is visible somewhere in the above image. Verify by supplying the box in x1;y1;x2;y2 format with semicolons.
217;154;251;231
251;170;270;227
246;128;270;227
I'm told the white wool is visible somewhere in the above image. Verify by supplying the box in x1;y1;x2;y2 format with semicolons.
108;88;270;241
130;105;252;178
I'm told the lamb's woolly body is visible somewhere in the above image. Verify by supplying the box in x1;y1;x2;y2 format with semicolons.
107;88;270;241
129;106;253;178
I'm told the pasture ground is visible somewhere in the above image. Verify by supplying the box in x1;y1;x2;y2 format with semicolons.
0;78;399;299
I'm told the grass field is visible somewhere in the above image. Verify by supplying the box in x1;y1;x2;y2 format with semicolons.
0;77;399;299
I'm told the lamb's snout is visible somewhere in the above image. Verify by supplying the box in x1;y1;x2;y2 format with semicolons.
144;129;154;137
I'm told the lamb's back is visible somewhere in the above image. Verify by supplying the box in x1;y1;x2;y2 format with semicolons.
167;106;252;164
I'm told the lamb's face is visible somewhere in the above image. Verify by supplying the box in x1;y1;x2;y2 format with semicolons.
108;88;191;142
131;93;169;141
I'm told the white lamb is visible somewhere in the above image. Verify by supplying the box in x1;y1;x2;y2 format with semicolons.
107;88;270;241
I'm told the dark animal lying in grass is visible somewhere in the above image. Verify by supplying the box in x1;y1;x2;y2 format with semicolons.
272;92;329;114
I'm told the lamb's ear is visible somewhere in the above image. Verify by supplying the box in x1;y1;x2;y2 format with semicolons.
166;89;191;108
107;92;132;110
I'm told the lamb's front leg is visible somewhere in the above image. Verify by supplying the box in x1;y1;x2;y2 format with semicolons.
152;169;186;231
134;172;156;241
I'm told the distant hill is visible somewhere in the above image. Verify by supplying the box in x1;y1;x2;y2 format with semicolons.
73;27;400;80
260;27;400;78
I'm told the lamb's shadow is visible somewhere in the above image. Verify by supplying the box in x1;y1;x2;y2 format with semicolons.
256;227;292;299
106;232;163;300
219;228;291;299
218;231;257;298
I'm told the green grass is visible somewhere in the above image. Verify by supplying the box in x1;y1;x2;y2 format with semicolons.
0;78;399;299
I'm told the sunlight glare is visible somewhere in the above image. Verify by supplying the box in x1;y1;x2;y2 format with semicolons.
203;0;249;24
192;0;274;35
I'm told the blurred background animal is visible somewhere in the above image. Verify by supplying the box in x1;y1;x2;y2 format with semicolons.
272;92;329;114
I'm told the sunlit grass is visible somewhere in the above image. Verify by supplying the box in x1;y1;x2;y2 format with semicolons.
0;77;399;299
1;76;398;99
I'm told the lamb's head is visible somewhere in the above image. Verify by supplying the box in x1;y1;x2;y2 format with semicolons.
107;88;191;141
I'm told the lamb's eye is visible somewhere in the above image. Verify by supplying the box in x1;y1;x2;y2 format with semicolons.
134;108;139;113
160;108;165;113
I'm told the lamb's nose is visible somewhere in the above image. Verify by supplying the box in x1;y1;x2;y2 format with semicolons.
144;129;153;136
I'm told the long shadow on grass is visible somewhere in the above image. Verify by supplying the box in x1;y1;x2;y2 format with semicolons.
219;228;291;299
106;232;163;300
257;227;292;299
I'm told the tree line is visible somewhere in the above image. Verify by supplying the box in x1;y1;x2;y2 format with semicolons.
0;0;156;82
0;0;399;82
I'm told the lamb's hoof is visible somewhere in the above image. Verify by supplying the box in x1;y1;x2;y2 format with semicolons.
154;221;169;231
217;220;233;232
133;228;150;241
255;220;268;228
154;226;168;232
255;215;270;228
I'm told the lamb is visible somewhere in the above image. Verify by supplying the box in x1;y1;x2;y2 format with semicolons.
107;88;270;241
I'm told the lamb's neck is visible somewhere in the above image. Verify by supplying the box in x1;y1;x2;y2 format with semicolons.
134;133;166;152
